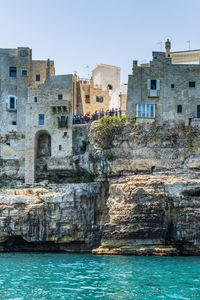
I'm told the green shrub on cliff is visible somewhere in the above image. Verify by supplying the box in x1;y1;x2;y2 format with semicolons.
94;116;126;148
80;140;90;152
69;172;94;183
105;151;116;161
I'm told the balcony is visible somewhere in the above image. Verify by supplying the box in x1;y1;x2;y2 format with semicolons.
58;119;68;128
148;90;160;98
51;101;70;113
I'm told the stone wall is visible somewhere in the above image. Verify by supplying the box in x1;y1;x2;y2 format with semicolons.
0;133;25;179
72;124;89;155
30;60;55;86
81;82;110;115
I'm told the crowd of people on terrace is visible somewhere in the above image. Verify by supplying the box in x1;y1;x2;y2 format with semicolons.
73;108;122;124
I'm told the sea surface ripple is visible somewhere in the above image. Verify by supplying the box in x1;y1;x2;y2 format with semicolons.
0;253;199;299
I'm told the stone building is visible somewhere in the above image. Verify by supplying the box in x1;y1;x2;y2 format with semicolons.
25;60;74;184
0;47;73;184
0;47;55;134
75;64;127;115
126;39;200;125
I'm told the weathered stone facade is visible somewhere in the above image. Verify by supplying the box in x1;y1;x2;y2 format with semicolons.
25;73;73;184
0;47;54;134
127;40;200;125
0;48;75;183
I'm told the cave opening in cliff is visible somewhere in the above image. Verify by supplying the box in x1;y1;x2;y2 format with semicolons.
182;188;200;197
4;236;29;248
1;236;89;252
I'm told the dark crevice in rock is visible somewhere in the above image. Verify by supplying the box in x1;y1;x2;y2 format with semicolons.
1;236;90;253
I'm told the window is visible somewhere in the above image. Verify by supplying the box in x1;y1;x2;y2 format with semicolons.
147;79;160;90
12;121;16;125
59;145;62;151
177;105;182;113
151;80;157;90
96;96;103;103
61;116;66;126
137;104;155;118
10;97;15;109
171;84;175;89
9;67;17;77
7;96;17;110
36;74;40;81
85;95;90;103
197;105;200;118
34;97;37;103
22;70;27;76
58;94;63;100
38;114;44;125
64;132;67;137
58;116;68;128
189;81;196;88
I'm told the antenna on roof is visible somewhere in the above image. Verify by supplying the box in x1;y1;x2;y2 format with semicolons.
186;40;190;50
157;41;163;51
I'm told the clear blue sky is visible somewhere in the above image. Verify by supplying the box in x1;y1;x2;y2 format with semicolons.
1;0;200;82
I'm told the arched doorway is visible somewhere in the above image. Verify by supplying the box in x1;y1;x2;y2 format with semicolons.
37;133;51;158
35;131;51;181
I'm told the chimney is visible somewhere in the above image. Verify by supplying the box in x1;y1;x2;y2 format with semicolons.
45;58;50;83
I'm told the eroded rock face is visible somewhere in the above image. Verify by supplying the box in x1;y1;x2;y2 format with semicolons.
89;122;200;177
0;183;108;252
1;123;200;255
93;176;200;255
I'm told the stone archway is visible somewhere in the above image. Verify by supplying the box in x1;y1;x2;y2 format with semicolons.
37;133;51;158
35;130;51;181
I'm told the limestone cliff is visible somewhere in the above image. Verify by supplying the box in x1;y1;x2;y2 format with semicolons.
93;175;200;255
0;183;108;252
1;122;200;255
89;122;200;255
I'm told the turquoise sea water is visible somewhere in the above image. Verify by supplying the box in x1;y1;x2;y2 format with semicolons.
0;253;199;299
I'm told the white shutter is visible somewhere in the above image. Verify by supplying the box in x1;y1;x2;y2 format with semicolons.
6;98;9;109
156;79;160;90
147;79;151;90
